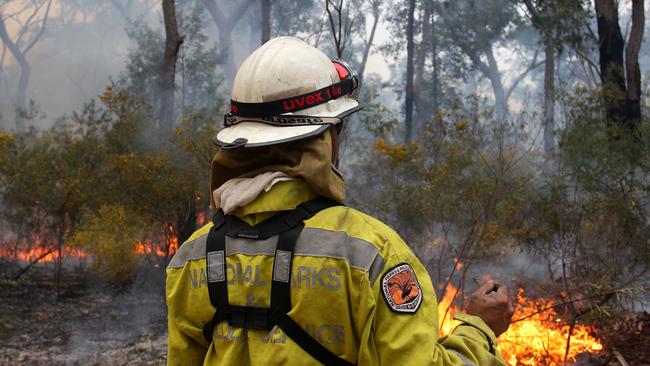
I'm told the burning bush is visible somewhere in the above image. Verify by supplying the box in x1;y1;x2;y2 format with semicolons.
69;205;146;288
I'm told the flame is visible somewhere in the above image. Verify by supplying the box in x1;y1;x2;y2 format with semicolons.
438;284;603;365
3;225;179;263
0;246;87;263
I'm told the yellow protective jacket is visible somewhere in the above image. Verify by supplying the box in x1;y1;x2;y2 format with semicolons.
166;179;507;365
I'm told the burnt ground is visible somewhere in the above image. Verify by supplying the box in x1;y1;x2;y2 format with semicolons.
595;312;650;366
0;262;167;366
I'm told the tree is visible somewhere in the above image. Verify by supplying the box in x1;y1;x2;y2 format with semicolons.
522;0;556;157
414;0;433;131
200;0;255;85
358;0;381;84
326;0;354;58
260;0;271;44
0;0;53;132
437;0;540;121
594;0;644;134
624;0;644;123
160;0;184;135
404;0;415;143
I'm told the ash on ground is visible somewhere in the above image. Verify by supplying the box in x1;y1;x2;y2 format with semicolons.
0;262;168;366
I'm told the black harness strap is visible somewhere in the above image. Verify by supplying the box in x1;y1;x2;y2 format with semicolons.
202;213;229;342
202;198;355;366
273;313;353;366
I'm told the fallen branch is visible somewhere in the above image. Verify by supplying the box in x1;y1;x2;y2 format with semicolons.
612;349;629;366
511;289;623;324
12;244;58;281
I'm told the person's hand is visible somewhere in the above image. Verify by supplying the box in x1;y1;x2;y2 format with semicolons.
465;280;514;337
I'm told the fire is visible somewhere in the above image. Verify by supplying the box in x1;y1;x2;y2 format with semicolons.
4;225;179;263
0;246;87;263
438;284;603;365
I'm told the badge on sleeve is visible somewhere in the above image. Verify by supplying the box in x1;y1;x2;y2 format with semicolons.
381;263;422;313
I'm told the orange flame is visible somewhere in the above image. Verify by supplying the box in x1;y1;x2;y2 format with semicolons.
3;225;179;263
438;284;603;365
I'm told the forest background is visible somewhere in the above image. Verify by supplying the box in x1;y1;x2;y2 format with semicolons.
0;0;648;365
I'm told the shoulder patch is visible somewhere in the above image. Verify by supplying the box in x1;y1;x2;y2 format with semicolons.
381;263;422;314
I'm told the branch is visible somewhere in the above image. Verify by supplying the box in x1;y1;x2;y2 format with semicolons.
12;244;59;281
326;0;340;58
358;0;380;82
201;0;226;30
23;0;53;55
230;0;255;30
505;48;542;101
0;14;28;67
15;0;45;47
511;288;625;324
521;0;540;20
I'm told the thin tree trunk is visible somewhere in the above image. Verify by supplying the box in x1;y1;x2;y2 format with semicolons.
15;60;31;131
160;0;184;136
358;0;380;85
431;7;439;116
177;193;197;246
12;245;57;281
201;0;254;86
260;0;271;45
522;0;555;156
55;220;65;300
484;46;507;121
625;0;644;123
0;20;30;132
404;0;416;143
0;0;51;133
543;37;555;156
414;0;432;132
594;0;627;129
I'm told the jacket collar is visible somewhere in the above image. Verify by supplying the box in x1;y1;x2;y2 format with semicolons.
231;178;318;226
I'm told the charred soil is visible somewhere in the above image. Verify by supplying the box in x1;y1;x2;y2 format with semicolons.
0;263;167;365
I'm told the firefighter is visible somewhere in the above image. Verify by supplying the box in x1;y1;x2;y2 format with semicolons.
166;37;514;366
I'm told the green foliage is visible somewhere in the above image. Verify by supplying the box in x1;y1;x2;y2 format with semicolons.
69;205;145;288
350;86;650;310
349;97;536;283
521;88;650;302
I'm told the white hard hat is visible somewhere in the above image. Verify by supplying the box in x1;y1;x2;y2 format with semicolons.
215;37;362;149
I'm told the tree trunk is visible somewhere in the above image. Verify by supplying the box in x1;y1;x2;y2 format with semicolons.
0;19;30;133
260;0;271;45
414;0;432;131
485;46;507;121
15;60;31;132
404;0;416;143
201;0;254;86
0;0;51;133
543;36;555;157
177;194;197;246
358;0;380;85
160;0;184;136
524;0;557;157
594;0;627;129
625;0;644;123
55;219;65;300
431;6;439;116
